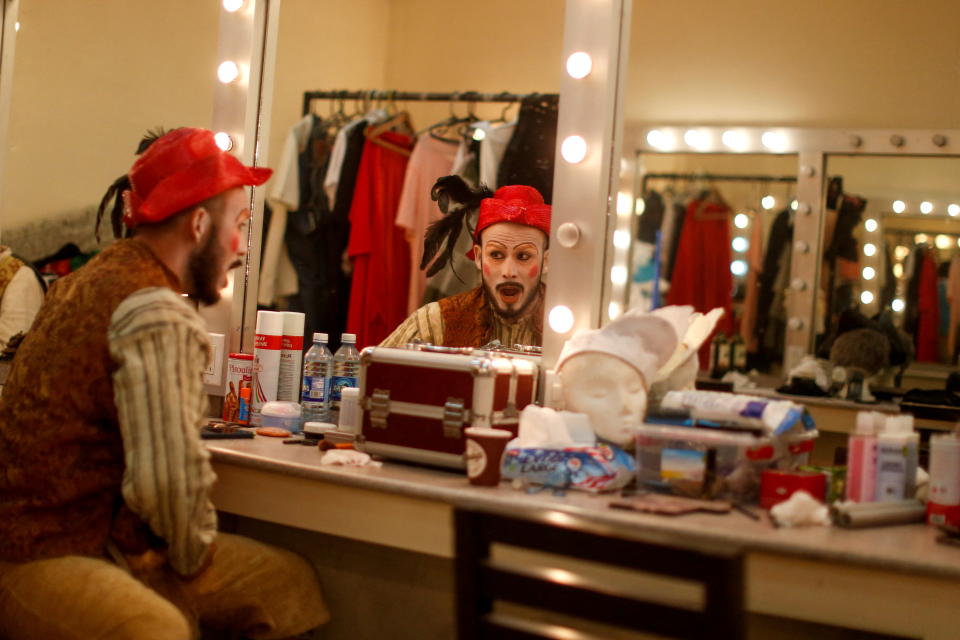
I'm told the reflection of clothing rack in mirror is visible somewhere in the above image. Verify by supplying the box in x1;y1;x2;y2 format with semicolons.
640;172;797;196
301;90;558;117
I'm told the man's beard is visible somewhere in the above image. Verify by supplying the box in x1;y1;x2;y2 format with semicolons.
482;275;542;321
186;224;239;306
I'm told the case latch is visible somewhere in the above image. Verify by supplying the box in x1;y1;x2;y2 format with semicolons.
368;388;391;428
443;397;467;438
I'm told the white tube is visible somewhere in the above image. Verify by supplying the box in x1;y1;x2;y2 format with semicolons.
278;312;305;402
253;311;284;415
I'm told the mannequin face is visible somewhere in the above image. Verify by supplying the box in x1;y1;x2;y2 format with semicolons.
473;222;548;319
558;353;647;447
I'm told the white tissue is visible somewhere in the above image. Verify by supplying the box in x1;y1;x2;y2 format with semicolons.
320;449;382;467
770;490;830;527
509;405;595;449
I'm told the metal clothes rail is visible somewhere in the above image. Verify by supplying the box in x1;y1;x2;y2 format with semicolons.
640;172;797;195
301;89;558;116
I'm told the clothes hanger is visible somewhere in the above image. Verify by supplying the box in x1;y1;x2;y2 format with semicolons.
488;93;516;124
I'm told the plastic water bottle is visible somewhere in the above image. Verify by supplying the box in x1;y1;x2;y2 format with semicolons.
301;333;333;424
329;333;361;425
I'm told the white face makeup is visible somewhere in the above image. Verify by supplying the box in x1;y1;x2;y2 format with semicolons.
473;222;549;319
558;352;647;448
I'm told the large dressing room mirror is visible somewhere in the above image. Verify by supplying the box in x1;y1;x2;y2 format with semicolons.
255;0;563;352
0;0;224;322
820;154;960;385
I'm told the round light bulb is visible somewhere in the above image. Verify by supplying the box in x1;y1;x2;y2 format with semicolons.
610;266;628;285
949;204;960;217
892;298;905;313
222;0;245;11
861;291;875;305
921;201;934;214
14;21;20;32
915;234;929;244
646;129;676;151
936;234;952;249
734;213;750;229
862;266;876;280
472;127;486;141
608;302;622;321
548;305;575;334
761;195;776;210
613;230;631;249
565;52;593;79
893;263;904;278
616;192;631;216
683;129;709;150
217;60;240;84
864;218;878;232
213;131;234;151
895;245;910;260
791;199;799;211
863;243;877;257
721;129;748;151
761;131;787;152
730;260;748;276
732;237;748;252
892;200;906;214
561;136;587;163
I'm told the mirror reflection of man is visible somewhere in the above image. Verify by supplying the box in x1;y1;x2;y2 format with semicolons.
381;176;551;348
0;128;327;639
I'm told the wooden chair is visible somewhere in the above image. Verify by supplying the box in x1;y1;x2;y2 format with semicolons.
454;507;745;640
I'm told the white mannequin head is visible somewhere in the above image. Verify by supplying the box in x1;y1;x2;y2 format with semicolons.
558;353;647;447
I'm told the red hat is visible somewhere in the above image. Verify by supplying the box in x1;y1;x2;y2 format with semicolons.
474;185;552;242
123;128;272;228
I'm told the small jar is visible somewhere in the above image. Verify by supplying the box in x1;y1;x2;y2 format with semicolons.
304;421;338;442
261;401;302;433
339;386;361;434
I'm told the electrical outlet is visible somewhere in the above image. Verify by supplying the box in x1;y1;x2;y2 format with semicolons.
204;332;226;390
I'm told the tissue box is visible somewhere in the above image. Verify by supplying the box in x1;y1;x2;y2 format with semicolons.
501;445;636;493
355;346;539;469
634;423;818;502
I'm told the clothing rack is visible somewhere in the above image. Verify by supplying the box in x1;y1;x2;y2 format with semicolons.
302;90;558;116
641;172;797;195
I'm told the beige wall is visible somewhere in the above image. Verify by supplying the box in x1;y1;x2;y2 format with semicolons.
266;0;564;173
1;0;219;235
627;0;960;130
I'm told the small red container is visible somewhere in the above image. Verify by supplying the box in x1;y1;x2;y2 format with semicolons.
760;470;827;510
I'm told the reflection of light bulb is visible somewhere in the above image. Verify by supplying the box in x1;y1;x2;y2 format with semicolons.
549;305;575;333
791;199;798;211
865;218;878;232
761;195;775;210
949;204;960;217
561;136;587;163
861;291;874;304
892;200;906;214
730;260;747;276
936;234;952;249
217;60;240;83
862;266;876;280
472;127;486;141
921;201;934;214
214;132;234;151
721;129;748;151
223;0;245;11
761;131;787;151
915;234;929;244
892;298;905;312
646;129;676;151
732;237;748;252
893;263;904;278
635;197;645;215
610;266;628;285
734;213;750;229
895;245;910;260
683;129;709;150
565;52;593;79
608;302;622;320
616;192;631;216
14;21;20;32
863;243;877;257
613;230;631;249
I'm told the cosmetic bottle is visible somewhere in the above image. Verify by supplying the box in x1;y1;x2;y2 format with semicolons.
876;415;919;501
846;412;878;502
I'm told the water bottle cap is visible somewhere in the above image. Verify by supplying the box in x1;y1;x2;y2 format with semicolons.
313;332;328;343
341;333;357;343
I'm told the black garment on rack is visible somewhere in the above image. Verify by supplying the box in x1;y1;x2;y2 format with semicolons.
284;119;365;353
664;199;688;282
637;191;664;244
754;207;793;366
497;94;558;203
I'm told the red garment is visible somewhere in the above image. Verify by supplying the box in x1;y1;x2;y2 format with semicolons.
667;199;734;368
916;250;940;362
346;131;413;348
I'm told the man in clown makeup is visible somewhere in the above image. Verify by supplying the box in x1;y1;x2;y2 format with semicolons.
382;176;551;348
